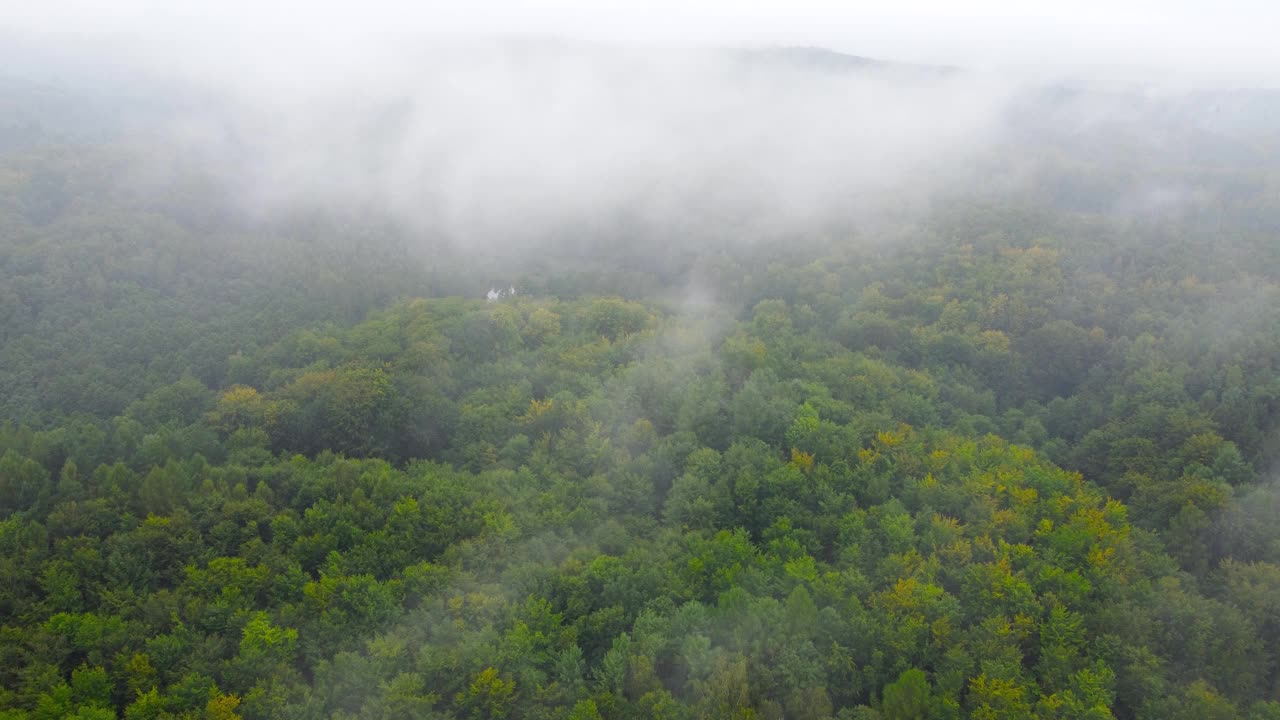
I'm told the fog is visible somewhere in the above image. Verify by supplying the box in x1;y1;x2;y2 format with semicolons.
5;2;1279;261
3;37;1016;244
190;44;1019;248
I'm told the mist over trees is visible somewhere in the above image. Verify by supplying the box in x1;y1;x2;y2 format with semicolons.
2;25;1280;720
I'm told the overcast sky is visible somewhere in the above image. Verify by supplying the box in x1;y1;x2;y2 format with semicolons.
5;0;1279;88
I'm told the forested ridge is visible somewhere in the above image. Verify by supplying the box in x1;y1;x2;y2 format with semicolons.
3;83;1280;720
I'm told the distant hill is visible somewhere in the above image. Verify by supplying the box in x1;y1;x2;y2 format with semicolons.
734;45;959;75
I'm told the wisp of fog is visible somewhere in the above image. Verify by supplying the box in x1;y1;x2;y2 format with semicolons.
117;41;1011;251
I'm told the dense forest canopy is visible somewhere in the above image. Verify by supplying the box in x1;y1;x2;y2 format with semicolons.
2;37;1280;720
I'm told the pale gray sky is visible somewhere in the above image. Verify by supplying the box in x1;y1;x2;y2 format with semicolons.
5;0;1279;87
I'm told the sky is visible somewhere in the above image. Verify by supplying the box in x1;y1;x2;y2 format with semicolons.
4;0;1280;87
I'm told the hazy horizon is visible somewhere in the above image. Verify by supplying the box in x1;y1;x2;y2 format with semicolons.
6;0;1280;90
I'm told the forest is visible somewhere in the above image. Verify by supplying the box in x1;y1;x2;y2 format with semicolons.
3;36;1280;720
